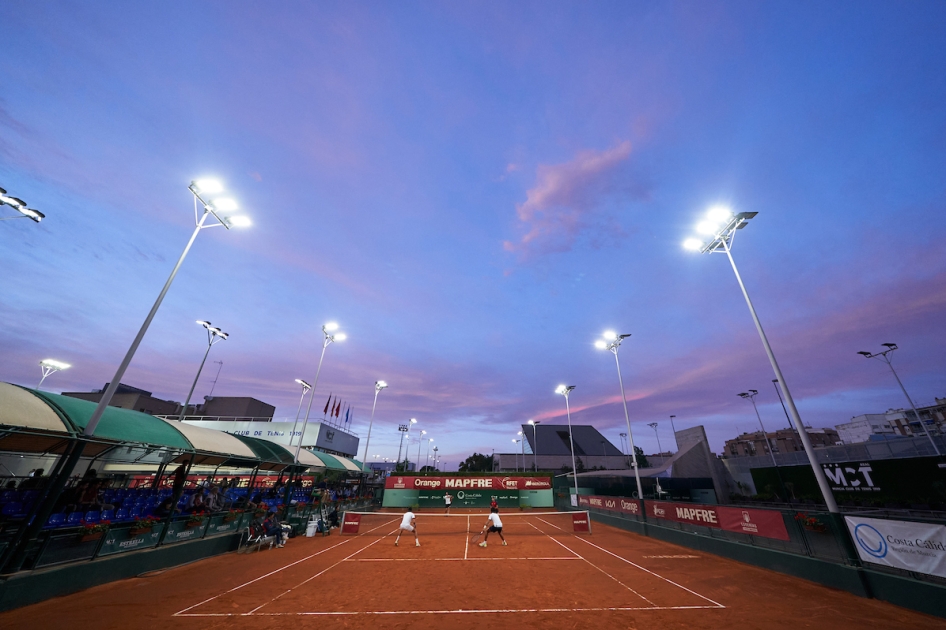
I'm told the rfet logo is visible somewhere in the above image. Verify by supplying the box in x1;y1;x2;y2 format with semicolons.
652;504;666;518
501;477;519;490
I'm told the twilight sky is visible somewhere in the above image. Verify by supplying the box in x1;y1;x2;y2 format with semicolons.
2;2;945;470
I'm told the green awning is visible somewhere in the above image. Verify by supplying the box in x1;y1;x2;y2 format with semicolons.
30;390;192;451
231;434;297;471
312;451;361;472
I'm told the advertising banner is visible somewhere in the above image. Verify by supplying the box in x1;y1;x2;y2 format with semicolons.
341;512;362;534
845;515;946;579
572;512;591;532
644;500;789;541
578;495;642;517
384;476;551;491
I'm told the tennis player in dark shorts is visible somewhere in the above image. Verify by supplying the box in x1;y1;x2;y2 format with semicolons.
478;507;506;547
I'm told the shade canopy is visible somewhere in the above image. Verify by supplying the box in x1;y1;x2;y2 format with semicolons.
0;384;326;472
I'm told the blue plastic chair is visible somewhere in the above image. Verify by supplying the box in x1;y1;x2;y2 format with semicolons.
84;510;101;523
2;502;23;518
100;509;115;522
44;513;66;529
66;511;84;525
114;508;129;521
128;507;141;519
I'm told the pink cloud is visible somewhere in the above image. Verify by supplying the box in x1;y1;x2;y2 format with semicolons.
503;141;648;258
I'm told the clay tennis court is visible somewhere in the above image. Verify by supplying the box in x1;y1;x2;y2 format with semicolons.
0;510;940;629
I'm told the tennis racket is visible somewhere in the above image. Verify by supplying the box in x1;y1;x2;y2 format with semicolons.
471;528;485;543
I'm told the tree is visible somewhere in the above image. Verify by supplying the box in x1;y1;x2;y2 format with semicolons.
419;465;439;473
458;452;494;472
633;446;649;469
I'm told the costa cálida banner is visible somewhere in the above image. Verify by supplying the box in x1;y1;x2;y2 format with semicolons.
845;515;946;579
384;476;551;490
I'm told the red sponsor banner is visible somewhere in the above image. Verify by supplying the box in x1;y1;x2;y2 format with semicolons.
716;506;789;541
340;512;361;534
646;500;789;541
578;495;642;517
384;476;551;491
572;512;591;532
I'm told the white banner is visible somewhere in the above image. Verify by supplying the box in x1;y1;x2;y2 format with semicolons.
845;515;946;579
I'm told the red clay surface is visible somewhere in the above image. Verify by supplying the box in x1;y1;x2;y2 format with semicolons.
1;510;941;629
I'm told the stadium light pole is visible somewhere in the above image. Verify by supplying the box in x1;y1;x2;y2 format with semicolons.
397;419;415;470
0;186;45;223
512;439;521;472
425;438;434;471
555;384;580;502
772;378;792;428
648;422;662;455
669;415;678;451
288;379;312;447
294;323;346;464
594;331;643;500
416;430;426;472
858;344;940;456
176;321;228;423
738;390;778;468
360;381;388;470
37;359;70;389
432;446;439;471
683;205;839;513
528;419;540;471
83;179;250;438
619;433;628;466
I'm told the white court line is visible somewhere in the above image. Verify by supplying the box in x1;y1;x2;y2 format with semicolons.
346;557;580;562
528;521;656;607
464;515;469;560
535;516;563;531
175;604;722;617
173;516;397;617
574;537;725;608
246;535;388;615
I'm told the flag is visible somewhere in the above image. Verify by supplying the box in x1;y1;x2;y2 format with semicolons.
335;401;341;418
344;407;350;425
323;394;331;415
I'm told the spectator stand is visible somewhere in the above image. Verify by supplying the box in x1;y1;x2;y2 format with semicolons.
0;384;326;573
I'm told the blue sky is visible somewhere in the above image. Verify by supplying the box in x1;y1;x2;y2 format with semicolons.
2;2;945;469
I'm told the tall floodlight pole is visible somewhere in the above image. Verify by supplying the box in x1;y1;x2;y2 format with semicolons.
37;359;71;389
683;205;839;513
396;420;415;469
425;438;433;471
595;332;643;499
738;390;778;467
772;378;792;428
294;323;347;463
528;419;540;471
83;180;250;438
0;186;45;223
288;379;312;447
858;344;940;456
648;422;662;455
512;439;521;472
416;430;426;472
619;432;628;465
555;385;580;502
432;445;439;470
361;381;388;470
518;431;525;468
669;415;678;451
176;321;228;422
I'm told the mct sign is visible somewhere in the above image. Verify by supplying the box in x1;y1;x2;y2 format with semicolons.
822;462;878;492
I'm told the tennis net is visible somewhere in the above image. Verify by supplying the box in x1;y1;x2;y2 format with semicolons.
339;510;591;536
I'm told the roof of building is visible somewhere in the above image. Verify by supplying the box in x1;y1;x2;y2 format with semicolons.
521;424;623;457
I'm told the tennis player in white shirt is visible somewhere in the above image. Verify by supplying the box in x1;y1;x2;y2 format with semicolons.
394;506;420;547
478;507;506;547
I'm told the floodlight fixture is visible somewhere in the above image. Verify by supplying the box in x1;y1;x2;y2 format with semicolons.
37;359;71;388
